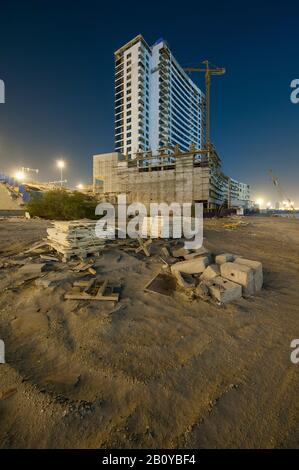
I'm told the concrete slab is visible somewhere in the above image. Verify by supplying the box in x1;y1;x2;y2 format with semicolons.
200;264;220;282
171;256;210;275
207;276;242;304
220;262;255;295
234;257;263;292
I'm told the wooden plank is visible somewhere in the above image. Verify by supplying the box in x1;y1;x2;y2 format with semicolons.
64;292;118;301
135;237;152;257
84;278;96;292
96;280;108;297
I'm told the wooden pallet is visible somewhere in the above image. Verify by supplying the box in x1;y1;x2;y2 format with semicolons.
65;278;119;302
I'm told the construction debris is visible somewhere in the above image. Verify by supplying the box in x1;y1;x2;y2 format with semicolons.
144;272;177;296
171;256;210;275
18;263;47;274
169;248;263;305
207;276;242;304
65;278;119;302
220;262;255;296
200;264;220;282
234;257;263;292
135;237;152;257
47;220;105;261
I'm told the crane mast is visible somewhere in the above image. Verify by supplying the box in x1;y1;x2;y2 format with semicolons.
184;60;225;148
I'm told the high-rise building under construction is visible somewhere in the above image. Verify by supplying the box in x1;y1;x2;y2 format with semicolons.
114;35;204;159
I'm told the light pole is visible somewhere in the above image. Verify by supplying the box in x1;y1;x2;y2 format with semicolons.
57;160;65;187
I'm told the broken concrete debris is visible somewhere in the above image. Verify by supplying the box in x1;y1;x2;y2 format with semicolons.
207;276;242;304
169;248;263;305
234;257;263;292
171;256;210;275
220;262;255;296
200;264;220;282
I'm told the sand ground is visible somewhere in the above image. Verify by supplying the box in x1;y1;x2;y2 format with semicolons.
0;216;298;449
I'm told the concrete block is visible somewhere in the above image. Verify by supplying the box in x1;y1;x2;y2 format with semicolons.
234;257;263;292
215;253;236;265
220;262;255;295
200;264;220;282
207;276;242;304
171;256;210;275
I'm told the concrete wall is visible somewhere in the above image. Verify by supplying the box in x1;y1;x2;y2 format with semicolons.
93;152;125;194
92;152;249;210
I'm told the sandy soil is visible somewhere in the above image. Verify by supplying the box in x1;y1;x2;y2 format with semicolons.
0;216;299;449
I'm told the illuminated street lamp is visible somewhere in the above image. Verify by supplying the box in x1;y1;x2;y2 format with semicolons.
56;160;65;187
76;183;83;190
15;171;26;182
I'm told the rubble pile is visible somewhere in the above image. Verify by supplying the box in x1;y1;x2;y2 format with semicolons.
168;247;263;304
47;220;105;261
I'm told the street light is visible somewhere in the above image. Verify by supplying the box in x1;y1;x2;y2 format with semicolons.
15;171;26;182
57;160;65;187
76;183;83;190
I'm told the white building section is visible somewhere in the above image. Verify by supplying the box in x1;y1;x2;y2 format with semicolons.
114;35;204;159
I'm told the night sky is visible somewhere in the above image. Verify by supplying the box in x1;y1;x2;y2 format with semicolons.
0;0;298;205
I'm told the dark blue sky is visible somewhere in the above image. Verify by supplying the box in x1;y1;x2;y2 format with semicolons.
0;0;298;204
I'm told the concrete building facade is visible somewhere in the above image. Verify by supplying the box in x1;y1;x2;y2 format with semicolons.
93;146;251;212
114;35;204;159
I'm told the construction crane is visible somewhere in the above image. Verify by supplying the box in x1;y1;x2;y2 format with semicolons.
269;169;295;212
184;60;225;147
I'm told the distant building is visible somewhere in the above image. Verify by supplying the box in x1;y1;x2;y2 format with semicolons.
229;179;251;209
114;35;204;159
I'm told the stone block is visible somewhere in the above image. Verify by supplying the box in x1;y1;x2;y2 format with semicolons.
215;253;236;265
200;264;220;282
234;257;263;292
207;276;242;304
220;262;255;295
171;256;210;275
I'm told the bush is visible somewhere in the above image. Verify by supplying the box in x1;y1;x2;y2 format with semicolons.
26;190;98;220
